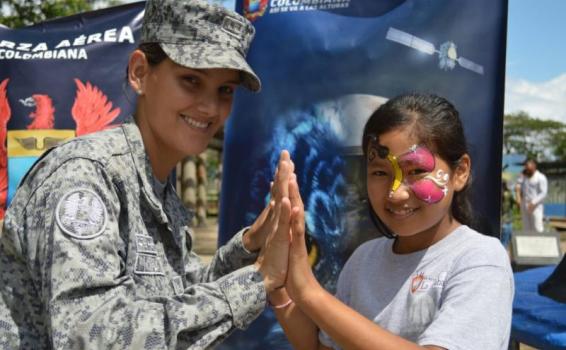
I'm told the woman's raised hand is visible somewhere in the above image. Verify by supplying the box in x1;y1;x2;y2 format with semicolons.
285;175;318;302
254;151;294;292
244;150;295;251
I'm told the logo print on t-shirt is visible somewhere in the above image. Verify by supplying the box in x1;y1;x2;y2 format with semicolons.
410;271;448;294
411;273;424;293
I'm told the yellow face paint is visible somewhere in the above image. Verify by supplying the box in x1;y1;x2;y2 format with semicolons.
386;153;403;195
367;134;403;197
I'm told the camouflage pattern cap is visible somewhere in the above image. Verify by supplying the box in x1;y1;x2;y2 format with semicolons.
141;0;261;92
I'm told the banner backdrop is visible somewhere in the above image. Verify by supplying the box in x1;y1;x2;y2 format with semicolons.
219;0;507;348
0;2;145;217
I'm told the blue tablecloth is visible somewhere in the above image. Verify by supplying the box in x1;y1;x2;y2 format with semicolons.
512;265;566;349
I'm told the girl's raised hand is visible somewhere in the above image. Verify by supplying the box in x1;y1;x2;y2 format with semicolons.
286;176;319;302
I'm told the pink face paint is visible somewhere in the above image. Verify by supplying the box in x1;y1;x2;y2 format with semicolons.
398;145;436;172
410;178;446;204
409;168;450;204
367;138;450;204
397;146;449;203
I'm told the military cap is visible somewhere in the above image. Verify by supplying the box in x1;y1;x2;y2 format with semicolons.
141;0;261;92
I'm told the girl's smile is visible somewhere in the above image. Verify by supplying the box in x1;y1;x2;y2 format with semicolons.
385;203;418;218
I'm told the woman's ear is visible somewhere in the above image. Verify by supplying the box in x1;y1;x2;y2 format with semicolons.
127;50;149;95
453;154;471;191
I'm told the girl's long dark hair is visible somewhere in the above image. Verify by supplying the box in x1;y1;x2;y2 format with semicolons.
362;93;475;231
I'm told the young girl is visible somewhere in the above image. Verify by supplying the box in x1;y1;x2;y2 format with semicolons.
273;93;514;350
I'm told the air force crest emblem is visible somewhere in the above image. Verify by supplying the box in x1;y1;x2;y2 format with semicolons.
56;188;108;239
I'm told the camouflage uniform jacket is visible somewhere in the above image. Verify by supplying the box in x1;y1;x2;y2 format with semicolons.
0;121;266;349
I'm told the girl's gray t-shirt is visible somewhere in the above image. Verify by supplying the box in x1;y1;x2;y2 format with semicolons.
320;225;514;350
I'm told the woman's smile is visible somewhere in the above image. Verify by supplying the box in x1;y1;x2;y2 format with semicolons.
180;114;213;132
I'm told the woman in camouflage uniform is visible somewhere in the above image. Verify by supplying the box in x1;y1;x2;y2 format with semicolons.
0;0;294;348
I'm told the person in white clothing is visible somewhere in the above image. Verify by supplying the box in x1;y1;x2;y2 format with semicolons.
515;159;548;233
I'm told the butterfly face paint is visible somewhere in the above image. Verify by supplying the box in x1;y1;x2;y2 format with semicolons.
367;135;449;204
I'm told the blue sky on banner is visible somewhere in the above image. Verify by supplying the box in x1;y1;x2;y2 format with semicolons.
121;0;566;123
210;0;566;124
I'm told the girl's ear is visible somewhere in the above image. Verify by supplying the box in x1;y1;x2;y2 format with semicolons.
453;154;471;191
127;49;149;94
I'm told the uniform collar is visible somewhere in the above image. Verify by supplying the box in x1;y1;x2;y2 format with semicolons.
121;120;190;226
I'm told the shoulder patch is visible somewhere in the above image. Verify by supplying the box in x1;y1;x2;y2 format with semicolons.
55;188;108;239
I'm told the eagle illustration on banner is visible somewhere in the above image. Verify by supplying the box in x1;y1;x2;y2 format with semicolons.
0;77;121;217
0;79;11;218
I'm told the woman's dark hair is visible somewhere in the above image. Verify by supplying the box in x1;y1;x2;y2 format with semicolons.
125;43;168;77
124;43;168;101
137;42;168;66
362;92;474;228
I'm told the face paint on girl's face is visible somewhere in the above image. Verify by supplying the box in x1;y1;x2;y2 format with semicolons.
409;169;450;204
368;138;450;204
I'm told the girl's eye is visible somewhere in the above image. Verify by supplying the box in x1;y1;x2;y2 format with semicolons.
407;168;428;176
370;170;388;177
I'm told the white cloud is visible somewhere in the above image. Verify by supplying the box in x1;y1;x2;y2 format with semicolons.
505;73;566;123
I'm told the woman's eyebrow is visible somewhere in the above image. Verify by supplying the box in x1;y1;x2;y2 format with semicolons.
182;68;241;85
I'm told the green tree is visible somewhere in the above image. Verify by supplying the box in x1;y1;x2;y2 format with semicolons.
551;130;566;161
0;0;123;28
503;111;566;161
